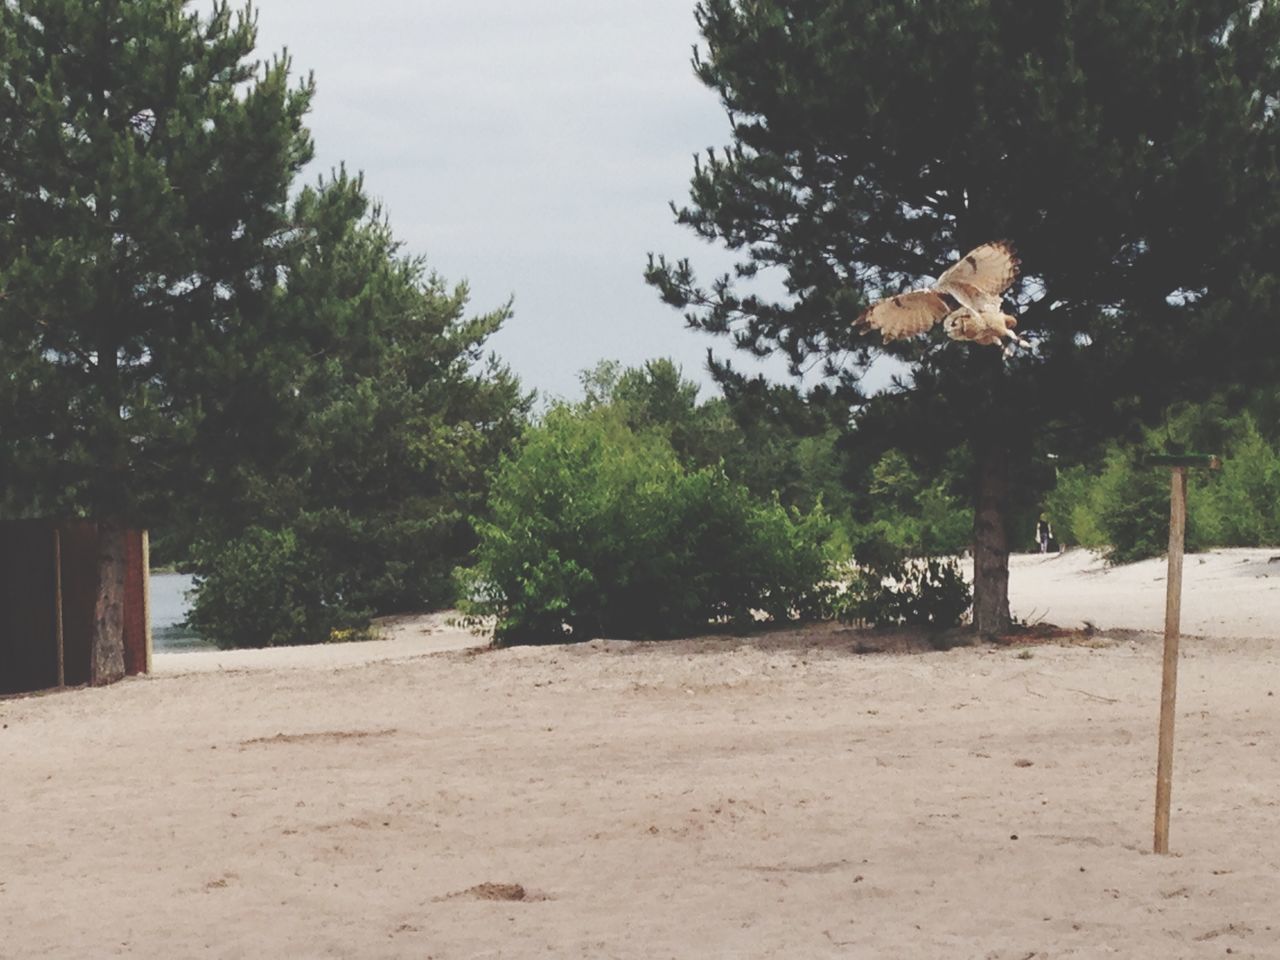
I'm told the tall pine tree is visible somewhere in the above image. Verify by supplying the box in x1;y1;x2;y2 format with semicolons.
0;0;313;678
648;0;1280;634
182;172;531;648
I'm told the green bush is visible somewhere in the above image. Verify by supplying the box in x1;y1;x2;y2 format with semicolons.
847;450;971;565
1071;446;1211;565
1195;416;1280;546
187;527;372;649
1093;450;1174;564
1042;464;1107;550
835;558;972;629
1042;402;1280;564
459;406;837;645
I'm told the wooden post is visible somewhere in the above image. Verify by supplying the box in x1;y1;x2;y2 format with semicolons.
53;527;65;688
1153;466;1186;855
1145;453;1220;855
141;530;152;674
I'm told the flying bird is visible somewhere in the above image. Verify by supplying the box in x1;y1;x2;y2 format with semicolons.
855;241;1028;351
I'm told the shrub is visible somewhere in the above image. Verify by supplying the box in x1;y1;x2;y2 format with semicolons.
835;557;972;630
1042;464;1106;550
186;505;478;648
848;451;971;563
1042;404;1280;563
1093;450;1171;564
187;527;372;649
1092;447;1212;564
1195;416;1280;546
459;406;837;645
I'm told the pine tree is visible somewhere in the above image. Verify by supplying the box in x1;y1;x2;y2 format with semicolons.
0;0;314;678
183;173;532;647
647;0;1280;634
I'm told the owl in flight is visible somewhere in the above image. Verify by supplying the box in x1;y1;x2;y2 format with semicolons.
854;241;1027;351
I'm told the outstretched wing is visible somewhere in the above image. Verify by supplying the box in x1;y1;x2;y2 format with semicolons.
855;290;951;342
935;241;1019;308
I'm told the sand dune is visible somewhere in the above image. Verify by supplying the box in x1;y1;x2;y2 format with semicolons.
1005;547;1280;640
2;549;1278;958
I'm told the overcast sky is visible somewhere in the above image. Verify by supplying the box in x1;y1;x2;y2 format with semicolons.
245;0;798;402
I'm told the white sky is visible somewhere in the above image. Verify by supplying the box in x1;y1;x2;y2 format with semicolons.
246;0;800;402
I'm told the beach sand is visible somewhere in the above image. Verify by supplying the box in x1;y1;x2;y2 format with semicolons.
2;549;1278;958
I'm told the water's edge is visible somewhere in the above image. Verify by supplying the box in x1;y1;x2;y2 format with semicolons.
150;573;211;652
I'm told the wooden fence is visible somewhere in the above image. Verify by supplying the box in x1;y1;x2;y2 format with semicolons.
0;521;149;695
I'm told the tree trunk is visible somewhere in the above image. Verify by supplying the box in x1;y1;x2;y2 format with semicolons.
972;442;1012;638
90;520;127;685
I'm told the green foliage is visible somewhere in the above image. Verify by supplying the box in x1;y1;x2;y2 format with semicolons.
1042;465;1107;551
0;2;530;647
648;0;1280;632
715;377;857;517
0;0;315;521
1043;399;1280;563
186;528;371;649
577;360;978;574
1093;450;1193;565
579;358;859;520
1193;416;1280;547
850;450;971;564
184;184;530;646
835;558;972;630
579;358;740;473
651;0;1280;389
461;403;837;645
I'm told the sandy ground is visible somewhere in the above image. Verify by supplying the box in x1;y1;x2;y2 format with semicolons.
1003;547;1280;640
152;612;483;675
2;549;1279;959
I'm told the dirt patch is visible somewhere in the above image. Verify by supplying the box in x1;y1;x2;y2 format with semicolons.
558;621;1128;659
436;882;548;903
238;728;398;747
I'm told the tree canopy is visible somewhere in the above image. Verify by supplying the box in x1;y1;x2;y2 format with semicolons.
186;173;530;648
648;0;1280;633
0;0;315;521
0;0;530;654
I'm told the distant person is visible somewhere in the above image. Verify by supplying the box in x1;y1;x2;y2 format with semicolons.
1036;515;1053;554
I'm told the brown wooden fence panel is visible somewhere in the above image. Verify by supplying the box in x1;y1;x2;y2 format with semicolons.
0;521;149;694
0;523;58;695
57;522;100;688
123;530;148;676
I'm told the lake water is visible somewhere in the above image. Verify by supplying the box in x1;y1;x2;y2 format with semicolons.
150;573;212;652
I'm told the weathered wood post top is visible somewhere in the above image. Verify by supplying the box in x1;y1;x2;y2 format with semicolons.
1144;454;1222;469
